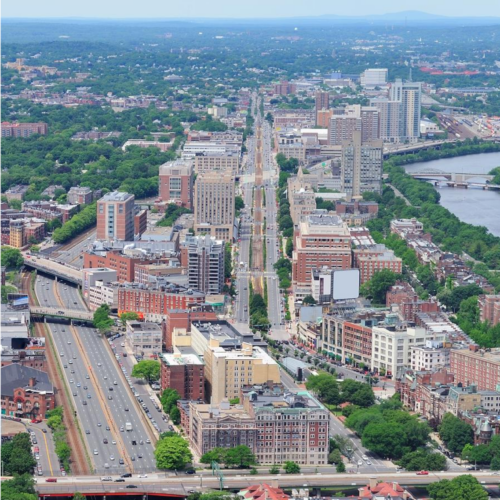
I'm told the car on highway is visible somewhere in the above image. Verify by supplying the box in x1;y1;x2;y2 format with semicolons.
110;455;115;461
126;485;138;489
114;478;125;482
416;470;429;475
357;460;363;466
93;449;99;455
121;473;132;478
101;477;113;481
138;474;148;478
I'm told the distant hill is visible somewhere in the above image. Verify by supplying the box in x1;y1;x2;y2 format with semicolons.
3;11;500;26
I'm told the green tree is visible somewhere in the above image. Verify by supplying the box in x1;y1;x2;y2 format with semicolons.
119;311;140;325
269;465;280;474
200;448;227;464
427;475;488;500
160;388;181;414
283;461;301;474
302;295;317;306
1;247;24;269
92;304;114;332
235;196;244;215
336;461;346;473
360;269;402;304
224;445;257;468
328;449;342;464
438;413;474;454
155;435;192;470
397;449;447;471
1;475;37;500
131;360;160;383
362;422;407;459
491;455;500;471
170;406;181;425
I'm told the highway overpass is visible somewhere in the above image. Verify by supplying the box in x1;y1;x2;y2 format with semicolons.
24;256;82;285
30;306;94;322
33;470;500;497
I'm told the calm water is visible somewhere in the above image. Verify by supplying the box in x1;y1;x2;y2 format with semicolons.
404;152;500;237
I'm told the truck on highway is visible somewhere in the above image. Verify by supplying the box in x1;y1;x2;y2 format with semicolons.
125;422;133;431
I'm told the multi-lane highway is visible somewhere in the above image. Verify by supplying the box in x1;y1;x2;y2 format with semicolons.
34;276;158;475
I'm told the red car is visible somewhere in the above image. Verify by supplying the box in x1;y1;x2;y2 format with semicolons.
416;471;429;475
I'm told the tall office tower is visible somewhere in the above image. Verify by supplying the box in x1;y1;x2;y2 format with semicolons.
390;79;422;142
341;131;383;198
360;68;388;88
328;105;379;145
316;109;333;128
328;115;362;145
188;235;225;294
354;106;380;143
194;170;235;242
370;99;402;143
315;91;330;123
96;191;135;241
158;159;194;209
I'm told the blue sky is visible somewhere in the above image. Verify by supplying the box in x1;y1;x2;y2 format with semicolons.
2;0;500;18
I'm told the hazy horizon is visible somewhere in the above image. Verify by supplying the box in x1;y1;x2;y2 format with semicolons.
2;1;500;19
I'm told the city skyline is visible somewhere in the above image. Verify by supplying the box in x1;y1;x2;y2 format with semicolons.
3;2;500;19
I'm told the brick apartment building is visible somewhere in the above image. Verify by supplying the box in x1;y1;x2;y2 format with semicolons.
353;245;402;284
292;214;351;297
67;186;94;205
273;80;296;95
321;311;385;366
1;365;55;419
1;122;48;137
117;283;206;321
386;281;439;322
450;346;500;392
159;352;205;400
163;307;218;351
479;295;500;326
84;250;178;283
96;191;135;241
158;160;194;209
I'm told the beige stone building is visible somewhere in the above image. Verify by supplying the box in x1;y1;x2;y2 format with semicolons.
194;153;240;176
204;339;280;404
194;171;235;242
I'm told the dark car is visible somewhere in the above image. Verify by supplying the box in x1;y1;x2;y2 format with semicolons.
184;468;196;475
115;478;125;482
121;473;132;478
126;485;138;488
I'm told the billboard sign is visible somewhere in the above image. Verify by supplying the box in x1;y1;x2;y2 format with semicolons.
332;269;360;301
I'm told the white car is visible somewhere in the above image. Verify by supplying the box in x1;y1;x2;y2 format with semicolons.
138;474;148;478
362;455;368;460
94;449;99;455
357;460;363;466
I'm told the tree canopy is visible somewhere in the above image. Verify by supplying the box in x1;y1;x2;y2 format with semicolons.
427;475;488;500
131;360;161;383
154;434;192;470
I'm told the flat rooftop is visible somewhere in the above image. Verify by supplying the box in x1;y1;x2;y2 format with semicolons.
99;191;134;202
250;391;325;411
159;352;204;366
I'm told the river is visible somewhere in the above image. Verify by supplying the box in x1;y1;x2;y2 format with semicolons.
403;152;500;237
